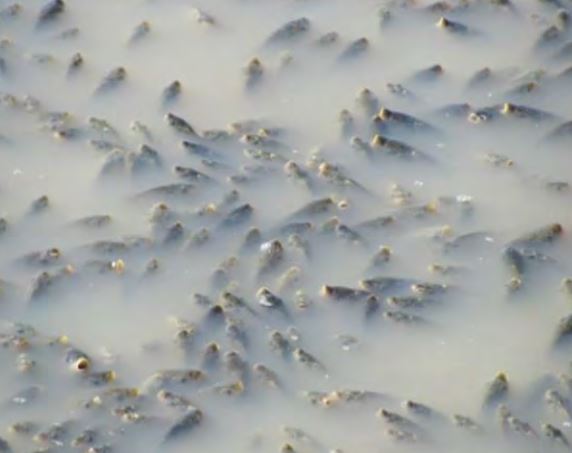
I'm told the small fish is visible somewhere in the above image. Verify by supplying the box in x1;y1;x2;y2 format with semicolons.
218;204;253;229
265;18;311;45
36;0;65;27
94;67;127;95
162;80;181;105
128;21;150;45
338;38;369;61
163;408;203;443
165;113;197;136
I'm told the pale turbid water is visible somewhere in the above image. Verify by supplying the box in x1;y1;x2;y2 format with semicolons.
1;0;572;452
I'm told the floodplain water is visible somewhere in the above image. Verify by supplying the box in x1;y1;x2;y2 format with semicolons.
1;0;572;451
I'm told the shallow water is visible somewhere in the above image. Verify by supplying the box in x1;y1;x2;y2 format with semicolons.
1;0;572;451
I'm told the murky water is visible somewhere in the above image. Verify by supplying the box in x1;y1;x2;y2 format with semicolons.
1;0;572;451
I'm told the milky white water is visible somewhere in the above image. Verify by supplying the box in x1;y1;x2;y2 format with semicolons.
1;0;572;451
